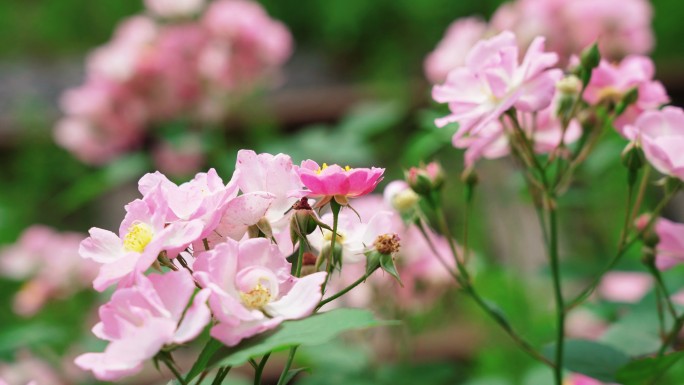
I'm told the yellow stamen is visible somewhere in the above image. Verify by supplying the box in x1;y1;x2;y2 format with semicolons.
240;283;272;309
344;165;351;171
123;222;154;253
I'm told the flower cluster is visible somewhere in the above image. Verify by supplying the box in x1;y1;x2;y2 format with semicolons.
431;30;670;168
0;226;98;316
75;150;395;381
54;0;292;167
425;0;653;83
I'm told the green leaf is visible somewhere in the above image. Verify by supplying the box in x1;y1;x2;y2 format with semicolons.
184;338;223;382
210;309;395;368
379;254;402;285
600;322;661;356
281;367;311;385
615;352;684;385
542;339;630;382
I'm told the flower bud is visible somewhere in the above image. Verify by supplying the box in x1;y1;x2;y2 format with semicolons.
580;43;600;72
248;217;273;239
461;167;479;186
365;233;402;284
556;75;582;96
384;181;419;216
406;162;445;196
641;246;657;266
621;142;644;171
300;251;319;276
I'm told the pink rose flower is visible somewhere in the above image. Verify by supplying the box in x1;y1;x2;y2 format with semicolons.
566;373;613;385
627;106;684;180
432;31;562;142
138;168;238;239
584;56;668;137
454;102;581;167
235;150;304;227
80;185;204;291
297;160;384;206
424;17;489;84
193;238;327;346
75;270;210;381
647;216;684;270
598;271;653;303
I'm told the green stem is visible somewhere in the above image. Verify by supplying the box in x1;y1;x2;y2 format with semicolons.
162;357;188;385
647;262;678;321
428;203;553;367
415;219;458;280
253;353;271;385
619;168;639;247
630;165;652;225
211;366;231;385
463;181;475;264
317;272;369;310
566;185;681;310
320;201;341;295
276;346;299;385
659;316;684;356
294;236;305;277
548;206;565;385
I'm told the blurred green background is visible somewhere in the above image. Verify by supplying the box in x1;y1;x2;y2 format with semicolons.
1;0;684;384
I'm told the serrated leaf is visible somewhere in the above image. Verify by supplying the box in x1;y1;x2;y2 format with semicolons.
210;309;395;368
184;338;223;382
615;351;684;385
543;340;630;382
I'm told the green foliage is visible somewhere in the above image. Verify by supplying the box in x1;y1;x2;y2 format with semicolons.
543;340;630;382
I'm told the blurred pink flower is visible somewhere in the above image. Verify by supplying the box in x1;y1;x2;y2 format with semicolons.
454;102;581;167
566;373;612;385
584;56;668;137
145;0;205;18
0;351;64;385
424;17;489;84
0;226;98;316
565;310;608;340
648;216;684;270
627;106;684;181
598;271;653;303
75;270;210;381
152;136;205;177
193;238;326;346
432;31;562;142
297;160;384;205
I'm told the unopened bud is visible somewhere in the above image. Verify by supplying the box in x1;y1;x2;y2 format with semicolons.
461;167;479;186
580;43;601;72
391;188;419;214
615;87;639;116
621;142;644;171
374;233;401;255
556;75;582;95
641;246;656;266
405;162;445;195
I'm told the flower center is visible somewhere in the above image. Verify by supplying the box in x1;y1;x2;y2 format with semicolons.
123;222;154;253
240;283;273;309
323;230;345;244
315;163;352;174
597;86;623;104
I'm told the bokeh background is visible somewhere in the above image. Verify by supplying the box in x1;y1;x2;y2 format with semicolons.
2;0;684;384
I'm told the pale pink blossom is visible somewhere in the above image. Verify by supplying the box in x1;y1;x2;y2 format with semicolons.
80;185;204;291
145;0;205;18
424;17;489;84
152;136;205;176
646;216;684;270
75;270;210;381
584;56;668;137
138;168;238;238
454;103;581;167
566;374;612;385
0;351;64;385
628;106;684;180
432;31;562;142
193;238;326;346
297;161;384;204
565;310;608;340
598;272;653;303
563;0;653;60
0;226;98;316
234;150;304;227
308;210;395;264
